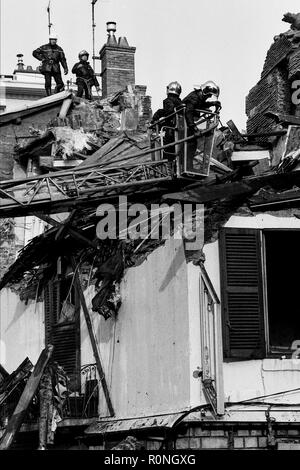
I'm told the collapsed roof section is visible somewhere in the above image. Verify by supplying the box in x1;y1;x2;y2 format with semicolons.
246;12;300;137
4;13;300;318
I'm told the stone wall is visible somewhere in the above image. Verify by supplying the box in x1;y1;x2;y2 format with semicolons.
93;423;300;450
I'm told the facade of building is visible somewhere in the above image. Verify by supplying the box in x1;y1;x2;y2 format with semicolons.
2;13;300;452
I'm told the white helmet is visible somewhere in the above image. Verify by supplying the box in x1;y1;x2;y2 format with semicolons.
166;81;182;96
200;81;220;98
49;32;58;41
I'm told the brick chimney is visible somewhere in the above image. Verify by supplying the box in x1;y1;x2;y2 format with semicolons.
100;22;136;98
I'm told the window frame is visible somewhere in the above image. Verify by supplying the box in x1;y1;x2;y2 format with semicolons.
220;227;300;360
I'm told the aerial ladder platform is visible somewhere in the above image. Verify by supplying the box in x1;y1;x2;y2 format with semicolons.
0;109;222;218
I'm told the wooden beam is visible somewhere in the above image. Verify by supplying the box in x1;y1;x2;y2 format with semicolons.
34;212;98;249
54;210;77;241
264;111;300;126
70;257;114;417
162;181;254;203
226;120;247;142
0;358;33;406
58;98;73;119
0;345;53;450
0;364;9;382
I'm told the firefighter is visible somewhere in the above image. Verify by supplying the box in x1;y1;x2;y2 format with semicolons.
32;34;68;96
151;81;183;124
72;50;100;100
182;81;221;134
151;81;183;159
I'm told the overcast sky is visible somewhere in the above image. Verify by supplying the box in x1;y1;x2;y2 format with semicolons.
1;0;300;129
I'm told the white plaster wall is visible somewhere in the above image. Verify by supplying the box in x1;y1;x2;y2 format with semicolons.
224;359;300;403
81;237;192;418
0;212;46;373
186;262;203;408
219;214;300;405
0;289;44;372
225;213;300;229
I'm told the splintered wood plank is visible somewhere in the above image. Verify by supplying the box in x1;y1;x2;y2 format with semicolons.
0;358;33;405
162;181;254;203
70;257;114;417
0;345;53;450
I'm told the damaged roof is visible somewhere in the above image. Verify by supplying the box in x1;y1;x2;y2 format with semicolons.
0;91;72;125
79;131;150;168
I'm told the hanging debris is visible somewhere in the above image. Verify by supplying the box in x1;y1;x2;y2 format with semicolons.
51;127;98;159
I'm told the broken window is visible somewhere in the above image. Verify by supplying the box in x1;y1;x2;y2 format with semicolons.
219;228;300;359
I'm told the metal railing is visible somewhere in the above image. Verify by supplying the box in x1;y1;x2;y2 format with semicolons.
149;106;219;178
56;363;99;419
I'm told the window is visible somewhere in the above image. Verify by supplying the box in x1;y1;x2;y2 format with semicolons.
44;258;80;378
220;228;300;360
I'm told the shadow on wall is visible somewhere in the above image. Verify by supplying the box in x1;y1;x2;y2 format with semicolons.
5;296;28;332
159;242;185;292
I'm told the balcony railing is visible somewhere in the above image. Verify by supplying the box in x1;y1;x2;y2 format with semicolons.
0;363;100;430
55;363;99;419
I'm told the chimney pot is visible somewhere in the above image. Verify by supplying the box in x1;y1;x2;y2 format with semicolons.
106;21;116;34
16;53;24;71
118;36;130;47
106;21;117;45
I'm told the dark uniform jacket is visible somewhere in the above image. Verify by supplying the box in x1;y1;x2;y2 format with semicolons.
182;90;213;129
152;94;182;123
72;61;99;87
32;43;68;74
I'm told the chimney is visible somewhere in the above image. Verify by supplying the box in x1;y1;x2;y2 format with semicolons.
99;22;136;98
16;54;25;71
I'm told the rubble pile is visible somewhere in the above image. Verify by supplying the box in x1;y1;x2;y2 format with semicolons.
14;85;152;173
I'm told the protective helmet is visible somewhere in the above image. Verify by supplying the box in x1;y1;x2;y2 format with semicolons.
166;81;182;96
49;33;58;41
78;49;89;59
200;81;220;98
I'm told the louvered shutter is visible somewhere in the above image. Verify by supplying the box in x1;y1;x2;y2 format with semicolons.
44;280;80;376
219;228;266;359
44;281;55;345
51;324;78;375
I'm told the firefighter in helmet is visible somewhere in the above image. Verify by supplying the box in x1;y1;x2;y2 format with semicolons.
182;81;221;133
33;33;68;96
151;81;183;123
72;50;100;100
151;81;183;158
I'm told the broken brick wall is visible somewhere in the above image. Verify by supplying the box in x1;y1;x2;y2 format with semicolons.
246;36;293;135
0;219;16;279
0;103;64;180
0;104;63;277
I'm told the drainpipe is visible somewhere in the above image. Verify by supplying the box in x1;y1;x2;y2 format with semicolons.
265;409;277;449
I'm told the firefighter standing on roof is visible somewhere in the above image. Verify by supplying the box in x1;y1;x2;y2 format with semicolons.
72;50;100;100
32;33;68;96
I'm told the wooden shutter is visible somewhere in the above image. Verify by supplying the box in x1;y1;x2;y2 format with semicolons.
44;280;80;376
44;281;56;345
51;324;78;375
219;228;266;359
